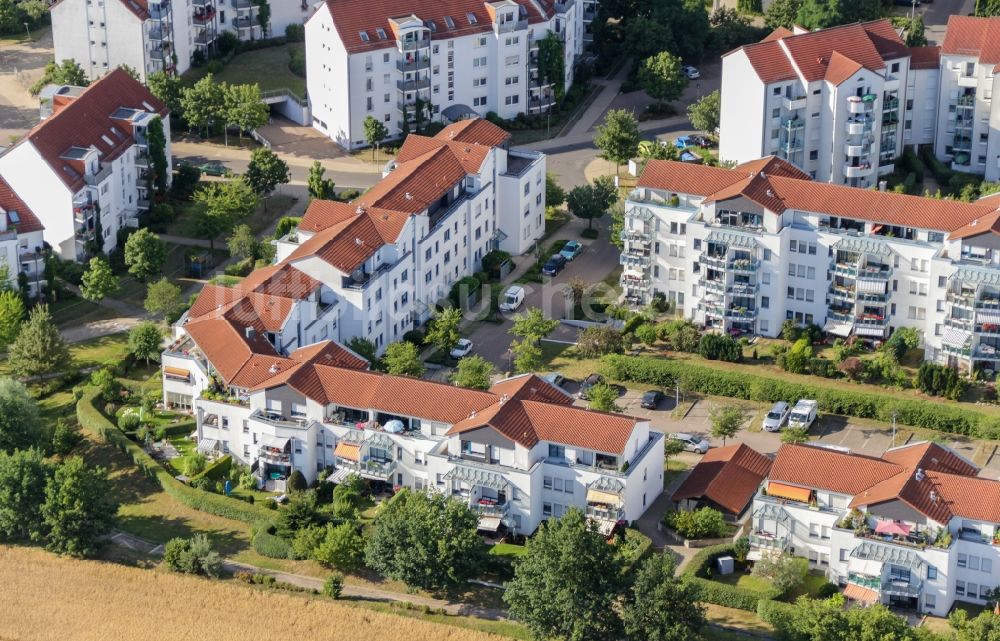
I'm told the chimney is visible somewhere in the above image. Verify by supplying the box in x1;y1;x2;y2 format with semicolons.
878;180;887;192
245;327;255;340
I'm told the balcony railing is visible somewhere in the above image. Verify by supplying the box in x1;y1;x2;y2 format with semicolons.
396;57;430;73
472;500;510;518
495;18;528;33
750;533;788;550
586;504;624;522
84;164;114;186
848;574;881;590
361;457;396;479
251;409;309;429
399;38;430;52
396;77;430;92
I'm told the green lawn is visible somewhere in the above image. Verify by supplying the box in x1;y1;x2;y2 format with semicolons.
489;543;528;558
70;333;130;369
166;193;295;240
664;458;688;489
713;571;775;594
48;293;119;328
112;242;228;308
782;571;830;602
183;43;306;96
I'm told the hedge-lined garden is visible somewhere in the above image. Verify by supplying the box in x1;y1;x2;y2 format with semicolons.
77;389;273;525
680;544;781;611
604;354;1000;438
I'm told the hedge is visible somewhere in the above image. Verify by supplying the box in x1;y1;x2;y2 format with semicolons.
620;528;653;574
251;527;292;559
603;355;1000;439
191;455;232;483
77;390;272;525
757;599;796;632
680;543;781;611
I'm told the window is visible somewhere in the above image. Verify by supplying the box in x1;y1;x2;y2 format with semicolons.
543;476;552;489
839;548;848;562
957;581;966;596
548;444;565;459
543;502;552;516
968;582;979;599
553;478;563;492
958;553;967;568
982;558;992;574
925;594;936;609
969;556;981;571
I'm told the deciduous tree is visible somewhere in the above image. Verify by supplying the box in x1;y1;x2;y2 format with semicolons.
363;115;389;162
545;173;566;209
41;456;117;557
146;71;183;115
504;508;624;641
709;404;745;445
307;161;336;200
587;382;621;412
687;89;720;134
382;341;424;377
0;448;50;542
451;355;494;390
244;147;290;200
124;228;167;282
511;338;543;374
0;378;43;455
224;83;269;141
364;489;484;590
424;307;463;355
191;178;259;250
127;322;163;366
594;109;640;176
181;74;226;136
639;51;688;107
314;522;365;570
80;256;119;302
0;290;25;349
30;59;88;96
622;553;705;641
227;223;262;262
144;277;184;322
566;175;618;231
510;307;559;344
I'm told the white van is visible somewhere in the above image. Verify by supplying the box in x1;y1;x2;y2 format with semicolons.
499;285;525;312
788;400;818;430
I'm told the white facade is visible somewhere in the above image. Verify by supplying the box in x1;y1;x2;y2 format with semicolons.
306;0;582;150
622;157;1000;373
751;442;1000;617
719;21;939;187
935;52;1000;182
0;71;172;261
51;0;314;82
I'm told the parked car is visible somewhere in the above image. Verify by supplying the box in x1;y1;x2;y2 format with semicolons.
762;401;791;432
671;432;711;454
542;254;567;276
560;240;583;261
789;399;819;430
499;285;525;312
690;134;713;148
674;135;695;149
541;372;567;389
682;65;700;79
577;373;605;400
449;338;474;359
641;390;664;409
198;162;229;177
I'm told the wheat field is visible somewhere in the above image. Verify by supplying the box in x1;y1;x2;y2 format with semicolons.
0;546;505;641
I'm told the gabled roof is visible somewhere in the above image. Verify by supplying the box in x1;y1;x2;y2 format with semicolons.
768;444;903;496
436;118;511;147
356;144;469;213
909;45;941;70
0;177;44;235
321;0;548;54
19;69;167;193
184;316;280;383
672;444;772;515
298;200;357;234
288;211;391;273
942;15;1000;68
730;20;907;85
636;158;1000;233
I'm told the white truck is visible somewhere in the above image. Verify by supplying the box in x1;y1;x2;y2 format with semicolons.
788;400;818;430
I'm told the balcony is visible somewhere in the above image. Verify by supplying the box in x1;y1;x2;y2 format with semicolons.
883;97;899;111
947;291;975;308
846;120;872;135
699;254;728;269
976;296;1000;310
396;57;430;73
472;498;509;518
848;574;881;591
828;285;856;302
725;308;757;321
231;0;253;9
844;163;874;178
495;18;528;33
749;532;788;551
976;323;1000;336
702;279;725;294
360;457;396;480
84;164;114;186
399;37;430;52
259;447;291;465
232;16;255;29
194;31;215;46
528;96;557;111
782;95;807;111
192;9;216;24
148;26;170;41
729;259;760;273
396;77;430;92
621;229;652;245
251;409;309;429
620;254;651;269
957;75;978;89
844;143;868;157
620;274;651;292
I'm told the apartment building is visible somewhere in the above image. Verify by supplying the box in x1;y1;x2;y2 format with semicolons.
0;179;47;295
719;20;940;187
935;16;1000;182
164;118;542;393
163;333;664;534
305;0;583;150
0;69;171;260
749;441;1000;616
620;157;1000;373
51;0;313;81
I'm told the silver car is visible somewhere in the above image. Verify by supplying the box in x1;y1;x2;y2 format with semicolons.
762;401;791;432
671;432;711;454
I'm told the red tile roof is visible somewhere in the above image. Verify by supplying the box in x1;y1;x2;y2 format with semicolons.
672;444;772;515
768;444;903;496
636;158;1000;233
436;118;511;148
356;144;469;213
299;200;357;234
909;45;941;70
0;177;44;234
732;20;907;84
942;15;1000;67
21;69;167;193
321;0;548;54
824;51;864;86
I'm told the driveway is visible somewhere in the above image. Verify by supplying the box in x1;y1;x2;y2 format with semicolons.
0;27;52;141
463;218;621;370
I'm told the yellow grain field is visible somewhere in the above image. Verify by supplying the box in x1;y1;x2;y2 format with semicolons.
0;546;505;641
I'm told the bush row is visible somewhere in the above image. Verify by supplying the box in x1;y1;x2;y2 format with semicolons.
251;527;292;559
190;455;232;483
756;598;797;629
680;543;780;611
603;355;1000;439
77;390;272;524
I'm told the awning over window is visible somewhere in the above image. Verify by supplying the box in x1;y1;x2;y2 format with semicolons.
163;366;190;379
586;489;623;506
259;434;290;451
942;327;972;347
824;320;853;337
766;482;811;503
444;465;509;491
196;438;218;454
856;278;886;294
977;310;1000;325
843;582;879;605
477;516;502;532
335;441;360;462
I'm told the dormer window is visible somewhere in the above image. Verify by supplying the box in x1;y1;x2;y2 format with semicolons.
444;15;455;29
375;27;386;39
466;12;477;24
359;31;370;42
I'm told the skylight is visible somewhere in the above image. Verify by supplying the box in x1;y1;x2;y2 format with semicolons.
467;12;477;24
444;15;455;29
359;30;370;41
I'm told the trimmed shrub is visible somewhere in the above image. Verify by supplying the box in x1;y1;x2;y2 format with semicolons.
77;390;273;524
680;543;781;611
621;314;647;336
287;470;307;493
323;573;344;598
602;355;1000;439
663;507;728;539
697;334;742;362
757;598;796;628
252;527;293;559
